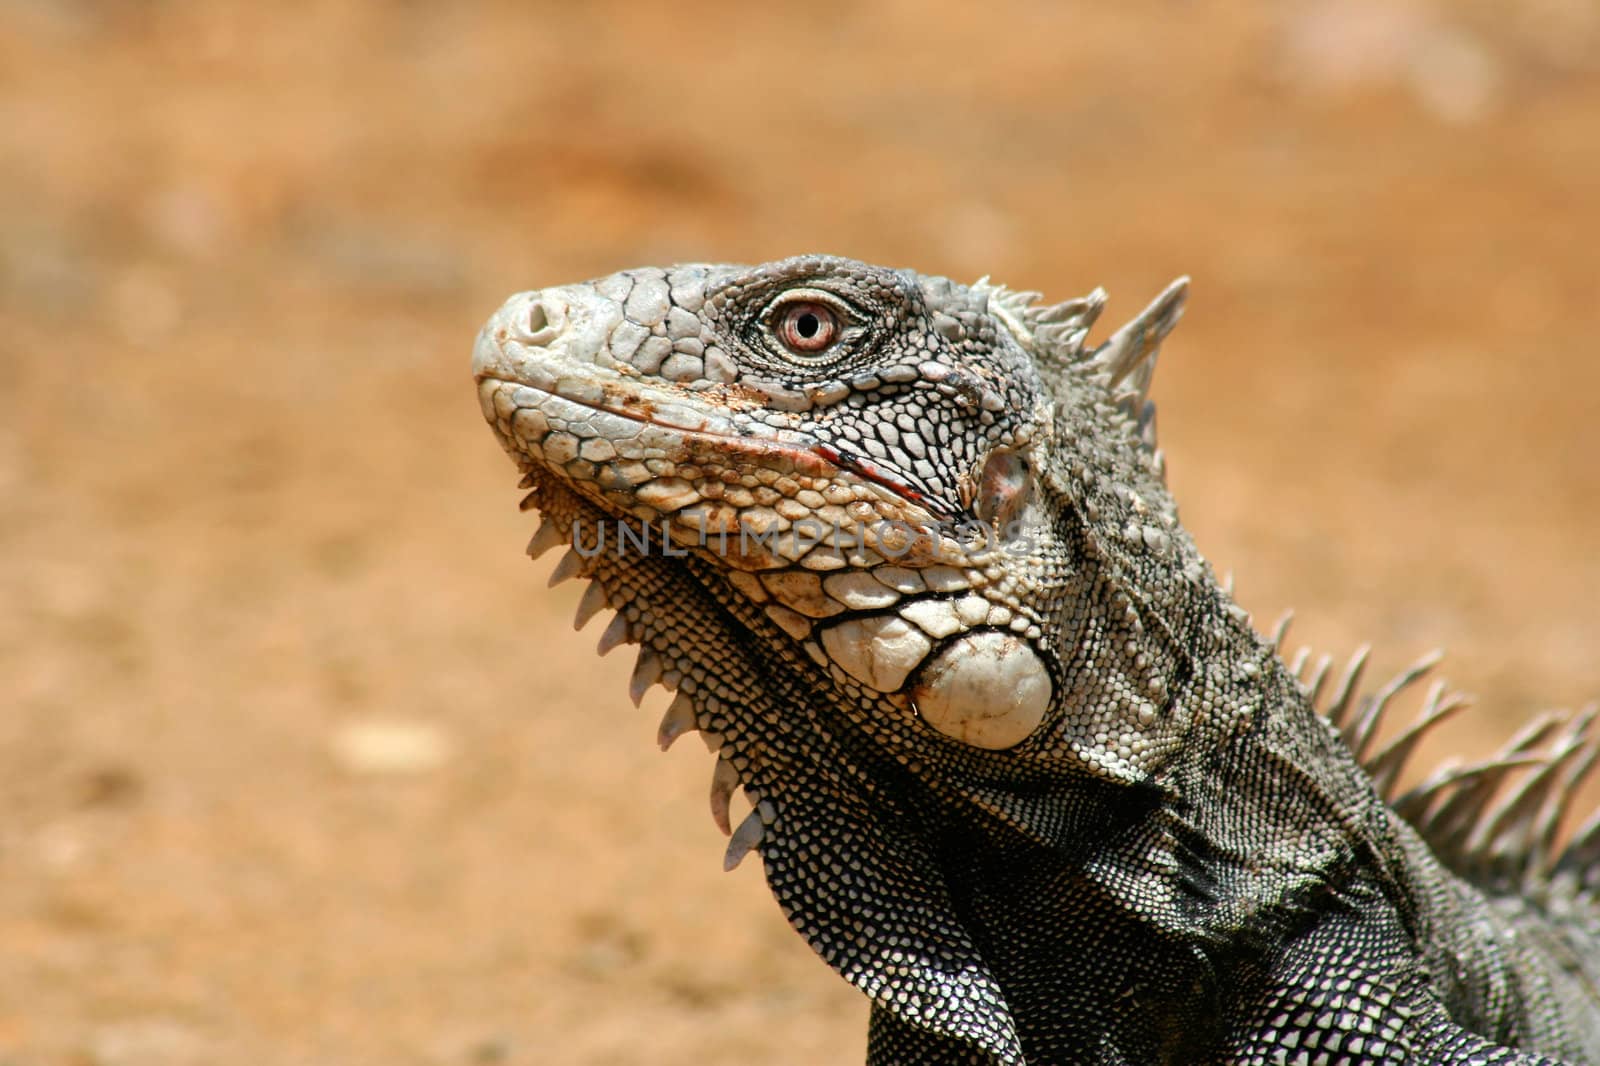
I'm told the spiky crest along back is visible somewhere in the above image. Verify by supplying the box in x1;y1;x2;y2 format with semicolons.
1277;632;1600;904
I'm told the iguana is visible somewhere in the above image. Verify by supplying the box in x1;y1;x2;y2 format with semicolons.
471;255;1600;1065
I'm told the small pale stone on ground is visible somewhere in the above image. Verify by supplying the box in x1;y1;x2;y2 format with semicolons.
331;719;454;775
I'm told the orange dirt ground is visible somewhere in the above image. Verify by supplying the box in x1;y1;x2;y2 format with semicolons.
2;3;1598;1063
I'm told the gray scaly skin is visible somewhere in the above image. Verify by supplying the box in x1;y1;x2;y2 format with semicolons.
471;256;1600;1064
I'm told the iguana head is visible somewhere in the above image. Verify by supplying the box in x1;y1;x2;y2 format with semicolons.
473;255;1208;1059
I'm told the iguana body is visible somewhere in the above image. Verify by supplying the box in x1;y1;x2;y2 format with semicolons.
471;256;1600;1064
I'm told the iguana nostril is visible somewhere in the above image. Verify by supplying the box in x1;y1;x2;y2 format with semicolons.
521;297;561;346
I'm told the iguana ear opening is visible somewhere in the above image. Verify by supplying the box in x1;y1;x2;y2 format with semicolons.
971;448;1032;531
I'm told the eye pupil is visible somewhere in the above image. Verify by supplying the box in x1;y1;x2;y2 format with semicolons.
777;300;839;355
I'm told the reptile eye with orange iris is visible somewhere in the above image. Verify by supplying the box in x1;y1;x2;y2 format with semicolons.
776;301;840;355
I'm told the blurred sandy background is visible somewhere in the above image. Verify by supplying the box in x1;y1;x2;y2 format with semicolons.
2;1;1598;1063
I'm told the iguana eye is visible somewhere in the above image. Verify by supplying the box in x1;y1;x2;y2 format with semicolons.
775;300;840;355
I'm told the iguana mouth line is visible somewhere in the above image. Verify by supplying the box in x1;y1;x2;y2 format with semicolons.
482;373;945;517
812;442;960;521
